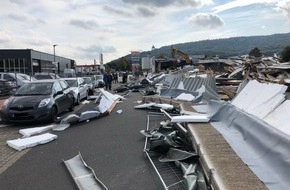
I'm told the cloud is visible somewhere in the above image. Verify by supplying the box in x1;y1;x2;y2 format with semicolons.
69;19;99;30
0;31;13;43
76;44;117;60
276;0;290;20
8;13;28;22
137;7;156;17
9;0;23;5
103;5;132;17
122;0;212;8
213;0;277;13
80;45;116;54
24;37;51;46
187;13;224;28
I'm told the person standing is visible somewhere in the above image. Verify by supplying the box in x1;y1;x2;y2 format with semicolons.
104;72;113;90
103;72;109;90
114;73;118;83
107;73;113;90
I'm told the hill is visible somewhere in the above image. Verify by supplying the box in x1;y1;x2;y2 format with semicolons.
106;32;290;67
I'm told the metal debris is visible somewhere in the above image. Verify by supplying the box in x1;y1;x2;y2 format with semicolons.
79;111;100;122
7;133;57;151
60;114;80;124
19;125;55;137
63;153;108;190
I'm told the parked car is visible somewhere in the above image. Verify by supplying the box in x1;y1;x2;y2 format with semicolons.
82;76;94;95
17;73;38;81
91;74;105;88
34;73;60;80
0;79;15;97
62;77;88;105
0;72;33;88
0;79;75;124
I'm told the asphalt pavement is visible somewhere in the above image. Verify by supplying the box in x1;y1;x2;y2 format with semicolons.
0;83;161;190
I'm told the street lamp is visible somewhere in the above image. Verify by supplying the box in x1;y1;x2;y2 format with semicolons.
53;44;58;76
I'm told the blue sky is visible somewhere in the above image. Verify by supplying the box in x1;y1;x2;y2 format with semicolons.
0;0;290;64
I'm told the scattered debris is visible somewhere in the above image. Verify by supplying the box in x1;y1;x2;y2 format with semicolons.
116;110;122;114
79;111;100;122
60;114;80;124
63;153;108;190
134;103;174;110
171;114;210;123
52;123;70;131
19;125;55;137
7;133;57;151
81;100;90;105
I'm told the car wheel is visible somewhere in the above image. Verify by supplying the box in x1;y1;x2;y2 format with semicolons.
69;101;75;112
85;91;89;99
76;94;80;105
49;106;58;123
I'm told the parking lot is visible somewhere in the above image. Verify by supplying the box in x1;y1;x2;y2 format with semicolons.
0;83;161;190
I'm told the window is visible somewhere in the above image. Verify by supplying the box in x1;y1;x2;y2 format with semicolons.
53;81;62;94
3;74;16;82
59;80;69;89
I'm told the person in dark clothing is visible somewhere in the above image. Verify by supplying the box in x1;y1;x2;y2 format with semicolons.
104;72;113;90
122;73;125;84
113;73;118;83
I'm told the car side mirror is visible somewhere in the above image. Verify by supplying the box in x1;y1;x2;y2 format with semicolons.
54;91;63;96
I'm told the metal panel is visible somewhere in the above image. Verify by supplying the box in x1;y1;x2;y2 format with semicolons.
63;153;108;190
144;114;186;190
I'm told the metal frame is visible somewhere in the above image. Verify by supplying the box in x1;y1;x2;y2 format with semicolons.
143;114;186;190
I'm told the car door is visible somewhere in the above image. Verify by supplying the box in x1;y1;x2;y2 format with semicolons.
3;74;17;88
59;80;74;107
78;78;87;99
52;81;67;113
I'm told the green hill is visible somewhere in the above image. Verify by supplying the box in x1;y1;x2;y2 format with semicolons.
106;32;290;69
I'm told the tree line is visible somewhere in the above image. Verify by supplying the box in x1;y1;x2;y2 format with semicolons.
106;32;290;71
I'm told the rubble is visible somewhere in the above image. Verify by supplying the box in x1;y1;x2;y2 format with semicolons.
7;133;57;151
63;153;108;190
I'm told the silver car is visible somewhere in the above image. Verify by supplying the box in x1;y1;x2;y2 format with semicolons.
63;77;89;105
82;76;94;95
0;72;34;88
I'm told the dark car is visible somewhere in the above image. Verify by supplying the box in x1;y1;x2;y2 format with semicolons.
0;79;15;98
0;79;75;124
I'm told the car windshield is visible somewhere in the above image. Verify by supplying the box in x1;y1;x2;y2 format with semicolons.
17;74;36;81
83;78;91;84
65;80;77;87
15;82;52;95
95;75;103;80
35;75;53;79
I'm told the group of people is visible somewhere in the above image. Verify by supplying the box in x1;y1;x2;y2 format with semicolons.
103;72;118;90
103;72;129;90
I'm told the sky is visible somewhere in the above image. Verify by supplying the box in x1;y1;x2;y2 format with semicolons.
0;0;290;65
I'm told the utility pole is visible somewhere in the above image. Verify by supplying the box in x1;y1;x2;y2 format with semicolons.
53;44;58;77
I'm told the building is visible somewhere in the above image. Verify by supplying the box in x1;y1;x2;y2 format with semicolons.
0;49;75;75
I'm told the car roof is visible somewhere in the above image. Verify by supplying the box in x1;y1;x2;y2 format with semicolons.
62;77;79;80
27;79;65;83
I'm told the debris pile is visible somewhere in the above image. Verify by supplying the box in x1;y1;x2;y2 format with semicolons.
141;113;208;190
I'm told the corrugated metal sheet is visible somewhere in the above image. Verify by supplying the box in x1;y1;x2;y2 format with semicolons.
165;76;219;100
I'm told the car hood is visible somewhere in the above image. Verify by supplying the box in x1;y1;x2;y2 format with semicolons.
67;87;79;98
68;87;78;92
8;95;50;106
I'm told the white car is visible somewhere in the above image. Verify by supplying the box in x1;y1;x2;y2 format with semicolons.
0;72;35;88
63;77;89;105
82;76;94;95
